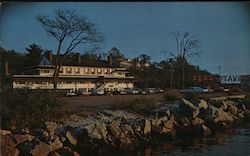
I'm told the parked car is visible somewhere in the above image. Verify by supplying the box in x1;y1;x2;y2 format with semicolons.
138;89;147;95
180;87;204;93
120;90;127;95
91;89;105;95
124;88;139;95
145;88;156;94
205;87;214;93
65;92;76;97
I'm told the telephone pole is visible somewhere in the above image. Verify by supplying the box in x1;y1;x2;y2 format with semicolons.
218;65;222;76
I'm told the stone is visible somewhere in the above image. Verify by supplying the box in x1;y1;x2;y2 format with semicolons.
181;98;198;110
162;120;174;134
45;122;58;138
227;103;238;116
192;109;200;118
213;112;234;123
90;123;108;140
198;99;208;110
32;141;52;156
180;117;191;127
191;117;204;126
66;130;77;146
13;134;35;145
151;118;162;133
1;145;19;156
50;138;63;151
1;135;17;147
124;124;134;135
201;124;211;136
0;129;11;135
143;119;151;135
108;122;125;139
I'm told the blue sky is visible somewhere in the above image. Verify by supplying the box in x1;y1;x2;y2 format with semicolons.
1;2;250;75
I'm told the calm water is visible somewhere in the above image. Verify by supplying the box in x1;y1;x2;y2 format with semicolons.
114;122;250;156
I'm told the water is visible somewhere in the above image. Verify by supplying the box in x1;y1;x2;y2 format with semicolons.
116;122;250;156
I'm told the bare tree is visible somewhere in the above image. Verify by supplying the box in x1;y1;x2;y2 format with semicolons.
165;32;201;89
36;9;103;90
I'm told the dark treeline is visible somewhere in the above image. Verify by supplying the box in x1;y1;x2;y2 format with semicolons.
0;44;213;89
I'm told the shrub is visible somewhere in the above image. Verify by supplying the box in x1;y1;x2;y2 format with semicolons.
0;89;61;130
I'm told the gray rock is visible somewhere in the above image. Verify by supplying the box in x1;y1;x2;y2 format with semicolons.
198;99;208;110
201;124;211;136
45;122;58;138
108;122;125;139
66;130;77;146
50;137;63;151
191;117;204;126
85;122;107;140
143;119;151;135
32;141;52;156
0;130;11;135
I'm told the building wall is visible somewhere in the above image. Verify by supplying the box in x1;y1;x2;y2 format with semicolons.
13;79;134;91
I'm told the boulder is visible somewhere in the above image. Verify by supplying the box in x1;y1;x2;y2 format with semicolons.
1;145;19;156
227;103;238;116
201;124;211;137
0;130;11;135
66;130;77;146
32;141;52;156
181;98;198;110
151;118;162;133
143;119;151;135
198;99;208;110
1;135;17;147
179;117;191;127
50;137;63;151
161;120;174;134
192;109;200;118
91;123;108;140
45;122;58;138
108;122;125;139
191;117;204;126
13;134;35;145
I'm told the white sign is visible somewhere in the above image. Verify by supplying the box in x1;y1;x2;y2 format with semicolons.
220;75;241;84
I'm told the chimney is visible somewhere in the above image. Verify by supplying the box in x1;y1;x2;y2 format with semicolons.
4;61;8;77
48;51;53;63
107;54;113;65
76;53;81;64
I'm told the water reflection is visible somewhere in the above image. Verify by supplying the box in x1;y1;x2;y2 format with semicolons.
141;123;250;156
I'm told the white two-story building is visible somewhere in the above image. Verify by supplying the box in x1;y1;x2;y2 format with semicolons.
11;53;134;92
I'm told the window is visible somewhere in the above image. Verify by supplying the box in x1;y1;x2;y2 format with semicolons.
66;68;72;74
60;68;64;73
97;69;102;74
43;70;50;73
104;69;108;74
84;68;89;74
91;68;95;74
75;68;80;74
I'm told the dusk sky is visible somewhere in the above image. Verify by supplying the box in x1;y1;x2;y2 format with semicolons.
1;2;250;75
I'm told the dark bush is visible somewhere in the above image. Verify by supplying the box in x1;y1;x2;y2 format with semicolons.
0;89;61;130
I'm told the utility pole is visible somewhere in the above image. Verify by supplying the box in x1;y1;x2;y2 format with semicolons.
218;65;222;76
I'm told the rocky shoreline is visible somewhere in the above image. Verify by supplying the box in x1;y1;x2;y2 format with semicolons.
1;97;250;156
